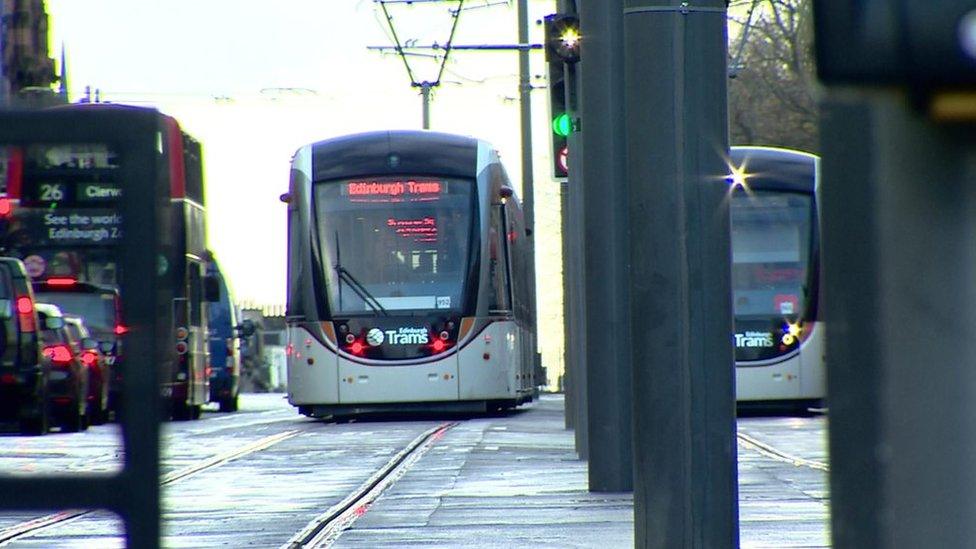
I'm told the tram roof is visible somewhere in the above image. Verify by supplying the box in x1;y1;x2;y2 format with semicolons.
307;130;482;181
730;146;818;192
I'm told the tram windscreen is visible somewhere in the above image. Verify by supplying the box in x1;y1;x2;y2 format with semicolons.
730;191;813;360
314;177;474;315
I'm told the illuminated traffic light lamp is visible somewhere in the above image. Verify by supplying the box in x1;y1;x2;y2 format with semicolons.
544;14;581;64
548;58;569;178
544;13;578;179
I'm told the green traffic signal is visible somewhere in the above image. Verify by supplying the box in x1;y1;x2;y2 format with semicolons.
552;113;571;137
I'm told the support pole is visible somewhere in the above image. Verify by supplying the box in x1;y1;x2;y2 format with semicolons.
822;91;976;548
0;1;6;107
579;0;632;492
623;0;738;545
516;0;543;390
565;61;588;459
560;178;576;429
420;82;432;129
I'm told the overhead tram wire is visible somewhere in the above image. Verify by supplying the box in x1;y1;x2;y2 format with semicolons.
375;0;466;128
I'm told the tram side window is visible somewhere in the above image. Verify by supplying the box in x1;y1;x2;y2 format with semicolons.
488;205;511;313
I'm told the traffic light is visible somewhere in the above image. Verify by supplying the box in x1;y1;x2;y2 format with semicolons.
548;59;569;179
544;14;581;64
814;1;976;87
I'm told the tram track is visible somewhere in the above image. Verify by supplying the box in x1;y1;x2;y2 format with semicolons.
0;430;299;545
736;431;829;472
283;421;457;549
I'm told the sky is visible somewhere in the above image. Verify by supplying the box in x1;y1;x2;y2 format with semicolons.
45;0;567;375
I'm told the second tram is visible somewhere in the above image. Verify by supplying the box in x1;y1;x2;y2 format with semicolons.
729;146;825;411
285;130;537;418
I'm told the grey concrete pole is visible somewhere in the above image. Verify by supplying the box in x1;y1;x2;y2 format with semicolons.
822;92;976;548
567;97;588;458
560;178;576;430
578;0;632;492
623;0;738;546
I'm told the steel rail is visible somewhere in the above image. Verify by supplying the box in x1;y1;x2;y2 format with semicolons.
283;422;457;548
736;431;830;472
0;430;299;545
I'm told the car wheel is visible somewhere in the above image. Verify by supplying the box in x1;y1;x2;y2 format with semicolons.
62;408;84;433
19;408;49;436
219;393;239;413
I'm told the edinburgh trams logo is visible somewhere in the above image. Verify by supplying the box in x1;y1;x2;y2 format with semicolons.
368;327;430;346
734;331;774;348
366;328;385;347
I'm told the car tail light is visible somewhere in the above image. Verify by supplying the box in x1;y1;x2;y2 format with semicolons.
43;344;73;364
0;197;12;218
114;324;129;336
81;350;98;368
45;277;77;286
16;296;34;332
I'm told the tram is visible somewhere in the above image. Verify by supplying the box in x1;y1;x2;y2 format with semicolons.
729;146;825;412
284;130;537;418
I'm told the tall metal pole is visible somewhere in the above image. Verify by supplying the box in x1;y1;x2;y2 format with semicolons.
623;0;738;546
420;82;432;129
822;91;976;548
0;1;7;107
578;0;632;492
517;0;534;231
516;0;544;391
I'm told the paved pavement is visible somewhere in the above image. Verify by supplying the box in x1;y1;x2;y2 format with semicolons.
335;394;830;548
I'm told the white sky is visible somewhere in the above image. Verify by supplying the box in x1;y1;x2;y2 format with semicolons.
46;0;567;374
46;0;558;303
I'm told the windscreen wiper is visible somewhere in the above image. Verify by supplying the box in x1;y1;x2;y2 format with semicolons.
334;232;388;316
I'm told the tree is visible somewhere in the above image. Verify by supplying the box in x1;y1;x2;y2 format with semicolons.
728;0;819;153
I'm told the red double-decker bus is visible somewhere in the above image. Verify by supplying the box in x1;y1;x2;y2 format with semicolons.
0;104;213;421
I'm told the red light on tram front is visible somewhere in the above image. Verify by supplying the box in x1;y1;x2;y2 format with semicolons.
350;340;365;355
431;339;446;353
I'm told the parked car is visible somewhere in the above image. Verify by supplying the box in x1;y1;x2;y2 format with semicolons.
0;257;48;435
63;315;111;425
36;303;89;432
33;279;124;414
